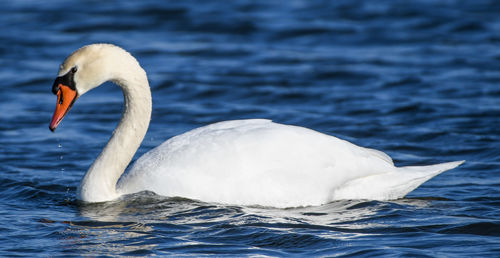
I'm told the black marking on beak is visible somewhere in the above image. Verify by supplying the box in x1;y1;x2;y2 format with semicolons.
52;67;77;95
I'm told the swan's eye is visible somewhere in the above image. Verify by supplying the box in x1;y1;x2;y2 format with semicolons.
71;67;78;74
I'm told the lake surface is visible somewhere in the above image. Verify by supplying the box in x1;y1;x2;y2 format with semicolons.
1;0;499;256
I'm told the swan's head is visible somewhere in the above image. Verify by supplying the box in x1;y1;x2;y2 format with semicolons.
49;44;140;131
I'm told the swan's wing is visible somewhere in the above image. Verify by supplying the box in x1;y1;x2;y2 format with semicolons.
118;119;396;207
332;160;464;200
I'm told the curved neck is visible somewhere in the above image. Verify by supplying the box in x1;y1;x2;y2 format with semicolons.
77;67;152;202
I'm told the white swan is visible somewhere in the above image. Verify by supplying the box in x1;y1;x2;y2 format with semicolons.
49;44;464;208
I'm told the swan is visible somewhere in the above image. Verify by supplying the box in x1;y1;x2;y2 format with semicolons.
49;43;464;208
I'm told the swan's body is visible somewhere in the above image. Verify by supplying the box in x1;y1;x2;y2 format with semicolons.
49;44;463;207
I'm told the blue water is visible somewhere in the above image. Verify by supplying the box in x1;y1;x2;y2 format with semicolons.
1;0;499;256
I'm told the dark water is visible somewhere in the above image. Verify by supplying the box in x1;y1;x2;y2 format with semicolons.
1;0;499;256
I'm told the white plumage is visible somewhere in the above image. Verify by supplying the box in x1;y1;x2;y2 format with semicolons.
118;119;462;207
50;44;463;207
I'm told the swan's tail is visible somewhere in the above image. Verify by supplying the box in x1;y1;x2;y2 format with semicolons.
332;160;465;201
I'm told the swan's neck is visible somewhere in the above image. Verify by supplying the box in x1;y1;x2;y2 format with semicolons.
77;67;151;202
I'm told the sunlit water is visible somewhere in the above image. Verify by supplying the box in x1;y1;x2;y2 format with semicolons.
1;0;499;256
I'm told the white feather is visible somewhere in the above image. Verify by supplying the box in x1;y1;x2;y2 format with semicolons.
54;44;464;207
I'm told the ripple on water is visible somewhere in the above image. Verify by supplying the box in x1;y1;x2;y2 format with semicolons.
0;0;499;256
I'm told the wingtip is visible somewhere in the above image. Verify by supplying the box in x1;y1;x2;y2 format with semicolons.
435;160;465;172
452;160;466;167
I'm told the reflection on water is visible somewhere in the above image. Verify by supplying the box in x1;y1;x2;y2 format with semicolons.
62;193;438;255
1;0;500;256
61;221;156;256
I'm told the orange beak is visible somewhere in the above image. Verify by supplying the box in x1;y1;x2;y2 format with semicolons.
49;84;78;132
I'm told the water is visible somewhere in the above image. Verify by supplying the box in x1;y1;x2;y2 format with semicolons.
1;0;499;256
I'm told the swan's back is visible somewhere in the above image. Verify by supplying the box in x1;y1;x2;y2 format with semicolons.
118;119;398;207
